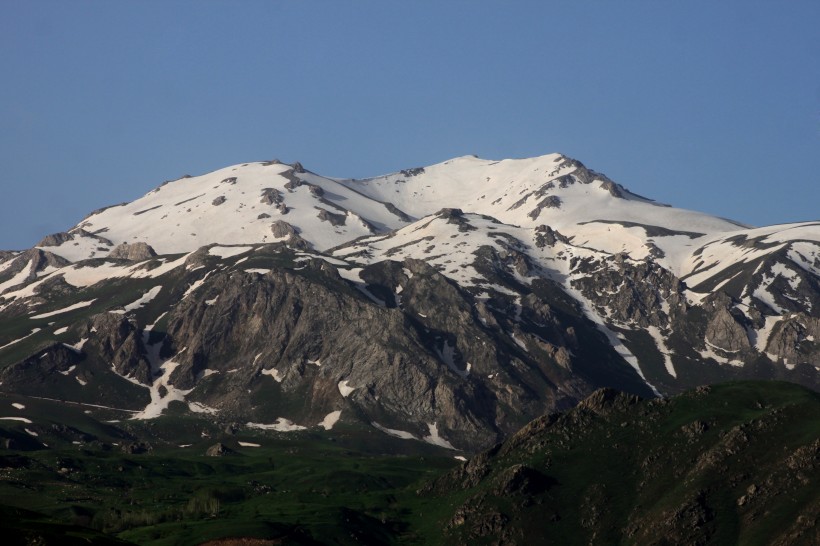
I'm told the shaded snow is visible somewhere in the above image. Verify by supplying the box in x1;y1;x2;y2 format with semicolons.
318;410;342;430
423;422;456;450
338;380;355;397
122;286;163;312
208;245;254;258
261;367;284;382
646;326;676;378
372;421;416;440
30;299;96;319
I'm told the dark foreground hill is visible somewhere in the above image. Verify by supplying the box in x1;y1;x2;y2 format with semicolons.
0;381;817;545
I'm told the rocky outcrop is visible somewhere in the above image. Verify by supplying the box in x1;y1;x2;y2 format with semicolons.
270;220;297;239
0;343;83;385
316;208;346;226
705;306;751;353
38;229;113;248
534;225;569;248
36;232;74;247
571;255;687;329
79;313;153;385
259;187;284;206
205;443;234;457
528;195;562;219
0;248;70;293
151;255;621;451
765;314;820;366
269;221;309;249
108;242;157;261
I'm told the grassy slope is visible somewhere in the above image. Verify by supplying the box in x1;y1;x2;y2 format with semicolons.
0;381;817;545
421;381;819;545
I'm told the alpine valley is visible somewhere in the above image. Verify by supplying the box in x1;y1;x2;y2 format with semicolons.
0;154;818;544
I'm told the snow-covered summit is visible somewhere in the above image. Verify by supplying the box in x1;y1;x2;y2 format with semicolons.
32;153;747;266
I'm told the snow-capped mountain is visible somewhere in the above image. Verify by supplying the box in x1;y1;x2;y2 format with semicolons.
0;153;817;451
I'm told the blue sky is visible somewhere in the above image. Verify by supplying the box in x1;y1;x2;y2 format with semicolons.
1;1;818;250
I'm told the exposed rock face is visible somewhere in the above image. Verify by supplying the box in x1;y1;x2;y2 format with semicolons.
599;179;624;197
270;220;297;239
316;208;346;226
38;229;113;248
765;315;820;366
259;188;284;206
212;196;226;206
80;313;153;385
0;344;83;385
152;256;620;450
528;195;563;219
268;221;309;249
384;202;413;222
36;232;74;247
108;242;157;261
705;306;751;353
571;255;687;329
205;443;234;457
534;225;569;248
0;248;70;293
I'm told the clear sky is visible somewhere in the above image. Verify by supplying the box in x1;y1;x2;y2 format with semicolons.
1;1;818;250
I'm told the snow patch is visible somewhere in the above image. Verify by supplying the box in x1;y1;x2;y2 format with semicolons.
338;380;355;397
423;422;456;450
698;343;745;367
372;422;416;440
188;402;219;415
246;418;306;432
0;328;41;351
646;326;676;378
261;367;283;382
30;299;96;319
122;286;163;312
63;338;88;353
318;410;342;430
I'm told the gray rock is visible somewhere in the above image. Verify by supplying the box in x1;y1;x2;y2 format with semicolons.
205;443;234;457
705;307;750;353
108;242;157;261
316;208;346;226
270;220;298;238
260;188;284;206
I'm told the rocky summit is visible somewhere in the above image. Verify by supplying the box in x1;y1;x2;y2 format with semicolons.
0;153;818;452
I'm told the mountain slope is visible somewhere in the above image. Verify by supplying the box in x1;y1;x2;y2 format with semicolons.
1;152;818;451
